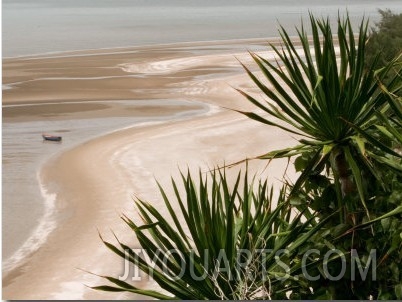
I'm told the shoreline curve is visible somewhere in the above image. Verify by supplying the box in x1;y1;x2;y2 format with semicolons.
2;38;298;299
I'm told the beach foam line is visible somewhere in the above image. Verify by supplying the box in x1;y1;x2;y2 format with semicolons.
3;171;57;275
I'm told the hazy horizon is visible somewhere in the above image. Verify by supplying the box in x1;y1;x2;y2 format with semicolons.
3;0;402;57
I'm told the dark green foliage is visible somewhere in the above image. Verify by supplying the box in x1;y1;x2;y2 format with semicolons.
290;153;402;299
366;9;402;69
94;170;330;299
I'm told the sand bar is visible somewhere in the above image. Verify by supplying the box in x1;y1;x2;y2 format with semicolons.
2;39;298;299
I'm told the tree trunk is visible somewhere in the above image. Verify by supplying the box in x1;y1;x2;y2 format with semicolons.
334;149;355;197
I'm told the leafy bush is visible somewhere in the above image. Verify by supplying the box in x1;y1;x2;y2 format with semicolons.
365;9;402;68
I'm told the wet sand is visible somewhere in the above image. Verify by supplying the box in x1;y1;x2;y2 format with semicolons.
2;39;298;299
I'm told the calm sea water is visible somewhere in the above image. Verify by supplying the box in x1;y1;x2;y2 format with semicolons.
2;0;402;274
3;0;402;57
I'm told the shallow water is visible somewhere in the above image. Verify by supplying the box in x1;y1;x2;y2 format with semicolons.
2;99;209;272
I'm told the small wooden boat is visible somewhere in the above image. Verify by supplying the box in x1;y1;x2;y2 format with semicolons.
42;134;62;142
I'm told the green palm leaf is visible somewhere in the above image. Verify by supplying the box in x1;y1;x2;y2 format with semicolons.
95;169;328;299
237;13;402;220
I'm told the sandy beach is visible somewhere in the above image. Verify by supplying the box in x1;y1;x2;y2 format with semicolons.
2;39;298;299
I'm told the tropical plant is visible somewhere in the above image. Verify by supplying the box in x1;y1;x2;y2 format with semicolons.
236;13;402;223
234;13;402;299
93;169;330;299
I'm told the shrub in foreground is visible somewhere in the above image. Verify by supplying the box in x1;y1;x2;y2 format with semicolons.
93;169;330;299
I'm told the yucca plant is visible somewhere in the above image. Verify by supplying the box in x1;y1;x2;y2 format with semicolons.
236;14;402;222
232;14;402;299
93;169;331;299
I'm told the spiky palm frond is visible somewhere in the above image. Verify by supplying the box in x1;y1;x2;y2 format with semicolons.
94;169;330;299
237;14;402;217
